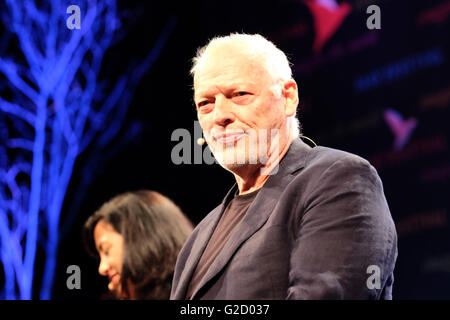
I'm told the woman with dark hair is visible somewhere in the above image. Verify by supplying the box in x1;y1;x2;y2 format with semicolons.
83;190;194;299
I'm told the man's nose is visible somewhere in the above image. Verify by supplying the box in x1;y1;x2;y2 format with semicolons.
213;95;235;127
98;258;109;276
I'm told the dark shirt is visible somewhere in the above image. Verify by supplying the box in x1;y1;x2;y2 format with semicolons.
186;189;260;299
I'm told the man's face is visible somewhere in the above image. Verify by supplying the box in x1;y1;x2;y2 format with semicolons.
194;44;291;172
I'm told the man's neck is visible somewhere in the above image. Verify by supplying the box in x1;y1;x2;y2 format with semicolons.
234;137;293;195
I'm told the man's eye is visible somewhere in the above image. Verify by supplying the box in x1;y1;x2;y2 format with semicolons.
233;92;249;97
197;101;210;108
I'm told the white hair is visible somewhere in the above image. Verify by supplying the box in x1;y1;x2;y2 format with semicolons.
191;33;301;139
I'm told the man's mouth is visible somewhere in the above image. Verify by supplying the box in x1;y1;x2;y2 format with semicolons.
214;132;246;144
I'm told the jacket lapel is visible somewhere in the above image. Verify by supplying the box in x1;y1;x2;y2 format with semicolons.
190;138;311;299
173;185;237;299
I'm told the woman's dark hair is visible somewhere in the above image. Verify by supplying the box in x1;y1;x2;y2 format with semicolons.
83;190;194;299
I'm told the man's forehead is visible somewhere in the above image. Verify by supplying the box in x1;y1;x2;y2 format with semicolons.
197;56;253;76
193;55;269;97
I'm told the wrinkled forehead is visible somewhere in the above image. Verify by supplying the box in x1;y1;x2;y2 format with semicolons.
193;44;272;95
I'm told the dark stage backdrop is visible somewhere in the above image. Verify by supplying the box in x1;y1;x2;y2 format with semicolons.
2;0;448;299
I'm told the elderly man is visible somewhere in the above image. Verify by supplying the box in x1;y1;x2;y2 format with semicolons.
171;33;398;300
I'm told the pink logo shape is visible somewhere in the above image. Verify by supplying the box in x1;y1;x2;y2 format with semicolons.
383;108;418;150
303;0;352;53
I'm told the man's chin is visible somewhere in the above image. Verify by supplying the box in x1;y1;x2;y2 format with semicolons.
214;153;259;173
218;161;247;173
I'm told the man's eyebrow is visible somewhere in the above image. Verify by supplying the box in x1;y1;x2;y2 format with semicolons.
195;83;254;99
193;94;212;105
194;90;213;99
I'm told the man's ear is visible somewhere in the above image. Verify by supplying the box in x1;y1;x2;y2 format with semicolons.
282;79;299;117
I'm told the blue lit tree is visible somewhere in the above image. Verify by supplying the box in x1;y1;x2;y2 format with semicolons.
0;0;175;299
